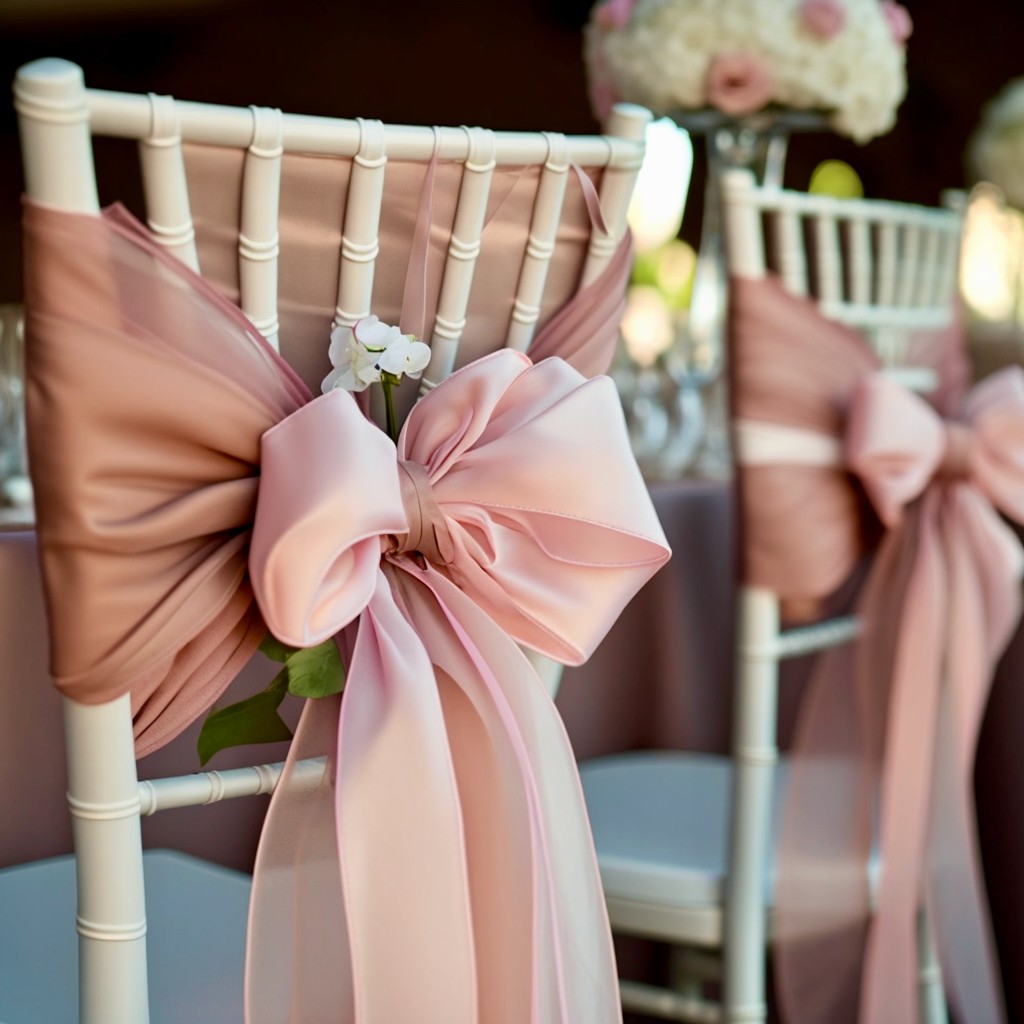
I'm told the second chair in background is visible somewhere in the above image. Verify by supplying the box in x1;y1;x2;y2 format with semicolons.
581;168;979;1024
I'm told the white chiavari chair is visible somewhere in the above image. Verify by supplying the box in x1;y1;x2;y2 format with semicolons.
580;168;963;1024
0;56;649;1023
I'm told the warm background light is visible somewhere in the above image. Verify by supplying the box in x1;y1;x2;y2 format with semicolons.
620;286;674;367
627;118;693;254
960;183;1024;323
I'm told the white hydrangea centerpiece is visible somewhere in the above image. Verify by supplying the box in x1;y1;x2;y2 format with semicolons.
584;0;912;144
968;79;1024;211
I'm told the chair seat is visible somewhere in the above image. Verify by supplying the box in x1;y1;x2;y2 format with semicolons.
581;749;789;914
0;849;251;1023
581;750;879;911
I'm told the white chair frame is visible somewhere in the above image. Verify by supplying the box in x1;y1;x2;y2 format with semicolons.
581;168;962;1024
723;168;960;1024
10;56;649;1023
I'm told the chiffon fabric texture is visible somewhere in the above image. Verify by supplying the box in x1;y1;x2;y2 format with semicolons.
732;275;1022;1024
23;193;669;1023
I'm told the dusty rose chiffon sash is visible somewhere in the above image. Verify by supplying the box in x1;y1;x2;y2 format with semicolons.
732;275;1019;1024
23;199;668;1022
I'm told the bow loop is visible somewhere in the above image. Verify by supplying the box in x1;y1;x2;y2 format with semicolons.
397;352;670;664
250;389;408;648
845;374;947;527
846;367;1024;530
962;366;1024;522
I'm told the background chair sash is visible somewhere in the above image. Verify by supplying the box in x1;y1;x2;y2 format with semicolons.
23;199;669;1023
732;274;1019;1024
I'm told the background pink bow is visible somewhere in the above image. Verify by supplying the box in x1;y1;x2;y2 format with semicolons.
842;370;1023;1024
728;274;1019;1024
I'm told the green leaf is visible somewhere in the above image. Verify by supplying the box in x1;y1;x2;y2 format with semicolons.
258;633;297;663
197;670;293;766
284;639;345;699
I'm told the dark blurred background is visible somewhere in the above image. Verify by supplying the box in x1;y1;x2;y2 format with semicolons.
0;0;1022;303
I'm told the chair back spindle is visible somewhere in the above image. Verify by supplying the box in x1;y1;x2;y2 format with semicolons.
333;117;387;332
420;126;496;391
138;93;199;272
505;131;570;353
580;104;648;287
238;106;284;351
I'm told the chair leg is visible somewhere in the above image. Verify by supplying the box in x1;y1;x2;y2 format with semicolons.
917;908;949;1024
669;946;722;994
723;589;779;1024
619;979;724;1023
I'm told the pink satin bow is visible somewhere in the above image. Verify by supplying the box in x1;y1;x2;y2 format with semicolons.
779;368;1024;1024
244;351;670;1023
846;370;1022;1024
21;198;669;1024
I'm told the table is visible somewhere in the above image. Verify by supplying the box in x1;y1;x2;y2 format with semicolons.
558;479;737;760
0;526;287;873
3;479;1024;1019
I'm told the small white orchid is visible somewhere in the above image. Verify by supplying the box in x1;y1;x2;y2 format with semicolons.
321;315;433;439
322;327;383;393
353;314;406;353
376;334;431;379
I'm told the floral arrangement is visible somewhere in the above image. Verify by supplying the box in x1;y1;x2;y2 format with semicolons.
968;78;1024;211
584;0;912;143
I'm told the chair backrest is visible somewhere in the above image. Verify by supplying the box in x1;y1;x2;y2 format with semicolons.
722;168;963;392
16;57;649;381
14;56;650;1023
718;168;964;1013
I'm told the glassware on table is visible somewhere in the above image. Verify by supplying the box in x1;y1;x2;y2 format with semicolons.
0;303;32;516
612;295;706;482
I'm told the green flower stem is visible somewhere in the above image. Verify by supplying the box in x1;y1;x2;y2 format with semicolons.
382;375;400;442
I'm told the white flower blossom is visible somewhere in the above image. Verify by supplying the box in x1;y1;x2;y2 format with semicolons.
321;315;432;394
353;315;405;353
321;325;382;393
376;335;431;379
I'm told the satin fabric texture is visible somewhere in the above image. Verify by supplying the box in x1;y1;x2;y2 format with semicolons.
181;142;625;396
732;274;1020;1024
23;198;670;1022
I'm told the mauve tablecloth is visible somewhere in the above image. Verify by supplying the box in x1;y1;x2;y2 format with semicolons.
0;526;288;873
3;480;1023;1018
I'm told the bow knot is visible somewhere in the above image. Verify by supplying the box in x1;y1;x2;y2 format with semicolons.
846;369;1024;528
246;350;669;1021
938;420;973;481
392;460;455;566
